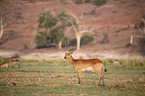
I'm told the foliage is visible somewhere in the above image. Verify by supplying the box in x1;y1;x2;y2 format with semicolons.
125;43;132;47
73;0;106;6
137;36;145;56
34;31;47;47
34;10;73;48
81;34;94;45
66;35;94;46
93;0;106;5
38;12;58;29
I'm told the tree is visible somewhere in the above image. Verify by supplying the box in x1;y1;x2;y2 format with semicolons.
136;17;145;55
0;0;21;41
63;13;93;50
35;10;71;49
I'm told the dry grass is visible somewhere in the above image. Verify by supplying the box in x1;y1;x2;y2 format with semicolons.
0;60;145;95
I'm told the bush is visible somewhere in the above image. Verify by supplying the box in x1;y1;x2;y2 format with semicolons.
93;0;106;6
137;36;145;56
126;44;132;47
37;13;45;25
63;35;94;47
69;38;77;46
81;35;94;45
73;0;106;6
34;31;47;47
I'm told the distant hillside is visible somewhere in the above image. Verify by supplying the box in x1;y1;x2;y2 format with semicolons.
0;0;145;54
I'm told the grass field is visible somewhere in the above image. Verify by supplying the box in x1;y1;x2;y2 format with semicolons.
0;60;145;96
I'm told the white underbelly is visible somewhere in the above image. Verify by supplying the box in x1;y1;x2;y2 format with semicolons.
82;67;94;72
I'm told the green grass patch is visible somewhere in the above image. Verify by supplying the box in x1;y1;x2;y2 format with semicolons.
104;59;145;67
0;60;145;95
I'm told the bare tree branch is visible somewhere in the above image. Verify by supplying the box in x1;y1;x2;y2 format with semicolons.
79;29;94;34
2;22;7;28
136;24;143;35
63;11;94;50
69;12;79;24
61;16;78;34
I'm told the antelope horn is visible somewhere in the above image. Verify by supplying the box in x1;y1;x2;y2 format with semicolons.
70;48;76;54
64;40;67;51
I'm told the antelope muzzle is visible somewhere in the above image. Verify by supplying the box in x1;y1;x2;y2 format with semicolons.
64;57;66;59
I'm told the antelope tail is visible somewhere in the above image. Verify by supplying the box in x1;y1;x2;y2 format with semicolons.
103;63;107;72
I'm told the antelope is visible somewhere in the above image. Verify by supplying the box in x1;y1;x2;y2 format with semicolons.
0;61;9;71
114;60;122;67
64;48;107;86
0;59;20;71
10;59;21;68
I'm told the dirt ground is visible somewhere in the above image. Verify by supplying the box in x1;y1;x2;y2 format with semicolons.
0;48;144;61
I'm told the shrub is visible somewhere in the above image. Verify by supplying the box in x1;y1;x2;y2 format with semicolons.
137;36;145;56
93;0;106;6
126;44;132;47
63;35;94;47
74;0;106;6
69;38;77;46
81;35;94;45
37;13;45;25
34;31;47;47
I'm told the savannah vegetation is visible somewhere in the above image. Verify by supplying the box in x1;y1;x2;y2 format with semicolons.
34;9;94;50
0;59;144;95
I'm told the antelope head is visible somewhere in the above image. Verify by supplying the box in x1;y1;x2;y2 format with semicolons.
64;48;76;60
64;41;76;60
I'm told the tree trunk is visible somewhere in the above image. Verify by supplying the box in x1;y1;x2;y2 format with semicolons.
58;41;62;49
71;24;81;50
130;35;133;44
76;34;81;50
0;19;4;40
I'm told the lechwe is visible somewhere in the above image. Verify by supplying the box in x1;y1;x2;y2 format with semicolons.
10;59;21;68
0;61;9;71
64;48;107;86
0;59;20;71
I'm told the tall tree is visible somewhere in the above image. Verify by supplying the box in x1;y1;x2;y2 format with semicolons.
63;12;93;50
35;10;71;49
0;0;21;41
